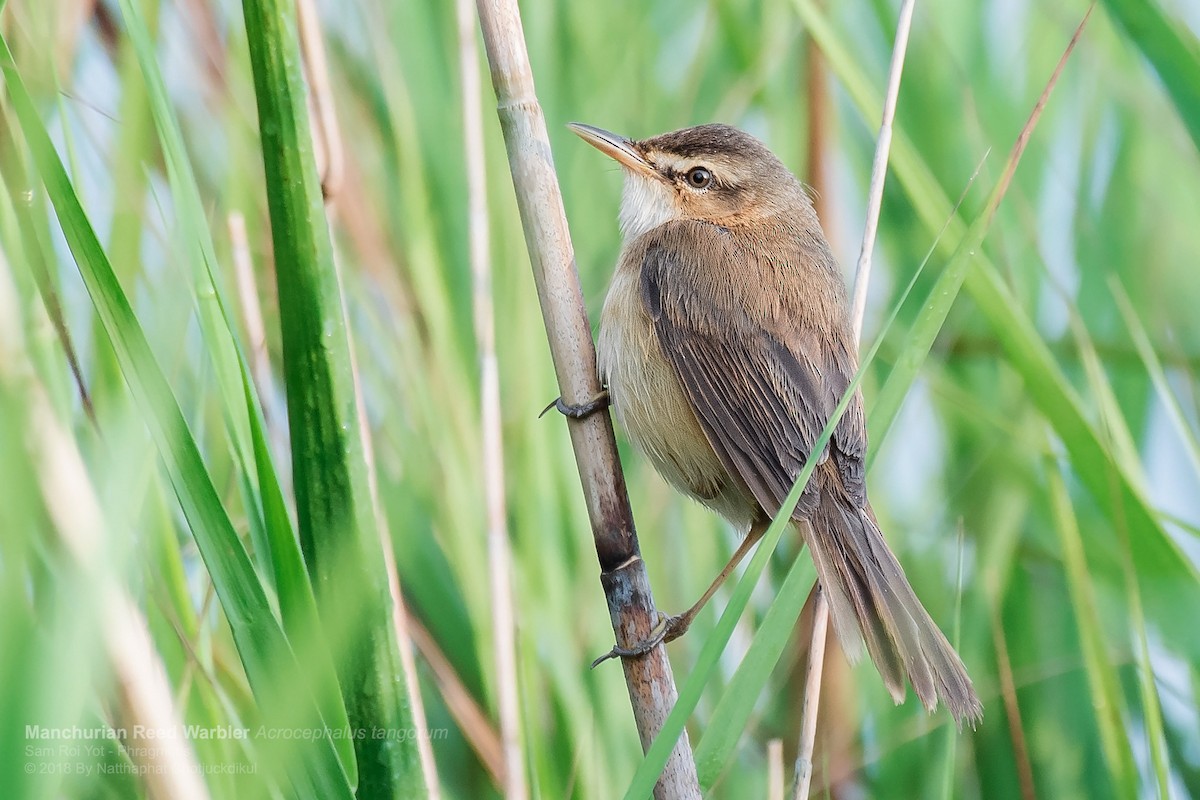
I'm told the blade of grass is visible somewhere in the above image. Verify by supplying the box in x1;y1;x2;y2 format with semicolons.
692;557;816;786
939;523;968;800
967;263;1200;655
1045;458;1139;799
115;0;358;778
1099;0;1200;155
1089;353;1172;798
113;0;253;480
0;31;355;800
3;144;96;427
239;0;428;793
622;380;851;800
1066;303;1147;493
0;196;98;799
14;373;209;798
801;0;1200;664
1120;521;1173;799
97;0;157;404
1111;278;1200;479
864;4;1091;448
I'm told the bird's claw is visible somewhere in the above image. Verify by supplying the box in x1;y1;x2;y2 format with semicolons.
590;611;689;668
539;390;611;420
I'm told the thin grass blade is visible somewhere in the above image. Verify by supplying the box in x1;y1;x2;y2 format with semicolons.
1100;0;1200;155
1046;461;1139;798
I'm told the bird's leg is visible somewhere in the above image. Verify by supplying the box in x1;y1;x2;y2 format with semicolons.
662;521;767;641
592;519;769;666
539;389;610;419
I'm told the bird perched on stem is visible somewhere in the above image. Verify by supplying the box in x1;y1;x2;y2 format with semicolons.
568;121;981;726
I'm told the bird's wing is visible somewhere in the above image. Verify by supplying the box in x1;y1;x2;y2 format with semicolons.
639;221;866;519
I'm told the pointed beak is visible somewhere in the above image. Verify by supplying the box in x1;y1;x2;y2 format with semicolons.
568;122;658;178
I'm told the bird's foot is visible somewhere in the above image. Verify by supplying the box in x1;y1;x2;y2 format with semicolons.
590;611;692;668
539;390;610;419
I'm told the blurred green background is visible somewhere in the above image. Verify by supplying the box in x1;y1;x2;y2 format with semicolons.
1;0;1198;797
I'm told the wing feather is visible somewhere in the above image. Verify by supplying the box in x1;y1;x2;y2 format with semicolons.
639;221;866;520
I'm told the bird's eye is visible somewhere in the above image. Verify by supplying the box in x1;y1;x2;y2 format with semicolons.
685;167;712;188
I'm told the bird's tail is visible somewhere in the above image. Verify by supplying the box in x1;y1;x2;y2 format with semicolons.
804;473;982;727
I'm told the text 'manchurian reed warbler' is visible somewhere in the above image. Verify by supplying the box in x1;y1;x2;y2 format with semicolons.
567;121;982;726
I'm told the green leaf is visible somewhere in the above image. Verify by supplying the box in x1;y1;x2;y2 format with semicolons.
1111;279;1200;480
1045;461;1139;798
621;383;847;800
115;0;358;778
692;555;815;786
0;30;354;800
1100;0;1200;155
966;264;1200;660
238;0;428;794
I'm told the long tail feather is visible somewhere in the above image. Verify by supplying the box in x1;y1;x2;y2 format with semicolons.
803;467;983;727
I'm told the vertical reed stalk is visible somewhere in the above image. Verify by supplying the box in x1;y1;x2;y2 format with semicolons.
456;0;527;796
472;1;701;796
296;0;342;202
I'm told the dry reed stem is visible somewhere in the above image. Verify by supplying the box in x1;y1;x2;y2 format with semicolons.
795;0;917;796
51;0;96;76
847;0;918;340
102;592;209;800
228;212;272;397
336;159;413;308
992;607;1037;800
179;0;226;95
456;0;528;796
472;1;700;796
768;738;785;800
799;10;858;793
296;0;343;202
408;615;507;787
381;547;443;799
803;10;833;230
792;586;829;800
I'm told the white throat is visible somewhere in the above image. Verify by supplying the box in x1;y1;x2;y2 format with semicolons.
618;172;680;242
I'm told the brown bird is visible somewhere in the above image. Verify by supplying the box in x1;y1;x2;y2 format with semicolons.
569;121;981;725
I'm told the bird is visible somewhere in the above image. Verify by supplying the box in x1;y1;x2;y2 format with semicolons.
567;121;982;726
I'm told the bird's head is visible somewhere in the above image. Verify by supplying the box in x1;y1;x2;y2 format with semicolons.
569;122;811;242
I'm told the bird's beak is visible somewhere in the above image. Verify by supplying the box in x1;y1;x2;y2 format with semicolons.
568;122;658;179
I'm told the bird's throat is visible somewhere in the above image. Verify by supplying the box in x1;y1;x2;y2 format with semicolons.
618;173;680;242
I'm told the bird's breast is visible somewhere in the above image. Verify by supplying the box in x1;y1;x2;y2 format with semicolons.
597;252;755;532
